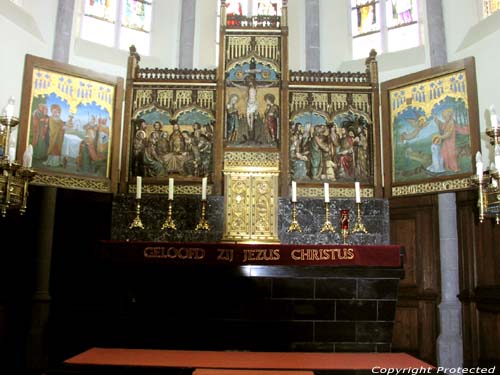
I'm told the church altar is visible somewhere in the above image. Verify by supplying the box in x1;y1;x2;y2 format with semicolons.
95;1;401;356
95;194;403;354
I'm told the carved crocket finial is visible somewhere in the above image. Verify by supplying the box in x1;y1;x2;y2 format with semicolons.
365;49;378;84
129;45;141;62
369;48;377;60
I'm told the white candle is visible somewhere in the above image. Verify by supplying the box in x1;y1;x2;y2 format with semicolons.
168;178;174;200
490;163;498;189
355;181;361;203
475;151;483;179
324;182;330;203
23;144;33;168
495;144;500;171
136;176;142;199
8;146;15;163
490;105;498;130
202;177;207;200
291;181;297;202
3;97;15;121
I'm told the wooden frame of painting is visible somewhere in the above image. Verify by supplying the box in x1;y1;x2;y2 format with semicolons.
380;57;480;198
17;54;124;193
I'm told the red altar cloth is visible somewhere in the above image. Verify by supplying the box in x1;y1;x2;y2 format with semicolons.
65;348;433;371
100;241;403;267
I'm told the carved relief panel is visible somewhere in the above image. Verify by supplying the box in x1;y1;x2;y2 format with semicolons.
129;84;216;180
289;90;374;184
224;34;282;148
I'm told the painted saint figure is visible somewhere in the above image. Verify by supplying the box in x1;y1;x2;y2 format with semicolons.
426;134;446;174
336;127;355;178
132;119;147;176
433;108;469;172
226;94;239;142
44;104;72;167
264;93;279;143
31;103;49;161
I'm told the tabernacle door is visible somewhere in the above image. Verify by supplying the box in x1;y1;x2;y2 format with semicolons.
222;152;280;243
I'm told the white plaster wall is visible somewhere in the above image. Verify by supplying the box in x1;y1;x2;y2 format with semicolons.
288;0;306;71
443;0;500;164
194;0;217;68
319;0;351;71
150;0;181;68
0;0;58;110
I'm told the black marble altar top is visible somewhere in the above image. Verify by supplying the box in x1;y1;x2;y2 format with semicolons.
111;195;389;245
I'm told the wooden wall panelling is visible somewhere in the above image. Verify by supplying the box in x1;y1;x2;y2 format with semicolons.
457;191;500;366
456;190;480;367
389;194;440;365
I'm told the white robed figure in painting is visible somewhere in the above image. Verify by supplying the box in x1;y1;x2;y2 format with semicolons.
426;134;446;174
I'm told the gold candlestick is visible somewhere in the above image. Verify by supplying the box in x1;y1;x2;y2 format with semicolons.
195;199;210;231
340;209;349;244
351;202;368;233
471;174;487;223
287;201;302;232
320;202;335;233
129;199;144;229
161;199;177;230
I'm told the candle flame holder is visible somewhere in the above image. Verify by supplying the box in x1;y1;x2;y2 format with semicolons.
129;198;144;229
340;209;349;244
471;125;500;224
351;202;368;233
320;202;335;233
0;114;36;217
161;198;177;230
195;199;211;231
287;201;302;232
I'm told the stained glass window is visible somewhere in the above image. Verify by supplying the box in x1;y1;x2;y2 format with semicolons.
217;0;283;64
387;0;417;27
352;0;379;37
80;0;153;54
253;0;282;16
223;0;282;17
483;0;500;17
226;0;248;16
83;0;117;23
351;0;420;59
122;0;152;32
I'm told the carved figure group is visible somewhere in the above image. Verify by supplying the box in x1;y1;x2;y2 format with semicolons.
225;83;279;147
132;120;214;178
290;120;370;182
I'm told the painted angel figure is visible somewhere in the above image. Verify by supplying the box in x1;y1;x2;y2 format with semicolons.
399;114;429;142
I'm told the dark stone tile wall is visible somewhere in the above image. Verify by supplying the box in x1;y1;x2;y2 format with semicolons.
94;194;400;353
111;195;389;245
70;263;401;353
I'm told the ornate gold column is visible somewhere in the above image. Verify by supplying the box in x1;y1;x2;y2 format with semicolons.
223;152;280;244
